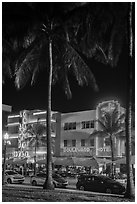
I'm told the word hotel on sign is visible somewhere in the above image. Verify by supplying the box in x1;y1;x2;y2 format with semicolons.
97;146;111;152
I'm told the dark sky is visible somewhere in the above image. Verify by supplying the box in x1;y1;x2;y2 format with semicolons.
2;3;135;113
2;45;131;113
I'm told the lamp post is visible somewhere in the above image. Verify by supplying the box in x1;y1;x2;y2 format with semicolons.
103;158;106;175
2;133;9;185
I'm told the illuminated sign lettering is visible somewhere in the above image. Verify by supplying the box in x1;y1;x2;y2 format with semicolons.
13;150;29;158
63;147;93;153
97;146;111;152
15;110;29;158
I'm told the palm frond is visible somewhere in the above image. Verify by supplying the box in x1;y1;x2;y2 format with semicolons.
60;66;72;99
64;42;98;91
70;3;128;68
97;118;108;132
113;128;125;137
112;113;125;131
2;39;15;81
15;35;46;89
89;130;107;139
33;123;46;136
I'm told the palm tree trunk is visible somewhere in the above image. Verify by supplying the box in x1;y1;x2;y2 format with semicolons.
34;138;37;175
124;2;135;199
43;33;54;190
2;143;7;185
110;134;114;179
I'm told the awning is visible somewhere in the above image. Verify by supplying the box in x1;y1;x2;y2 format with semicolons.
54;157;74;166
115;155;135;165
37;157;56;164
73;157;98;168
95;158;112;165
3;158;14;164
54;157;98;168
13;158;28;165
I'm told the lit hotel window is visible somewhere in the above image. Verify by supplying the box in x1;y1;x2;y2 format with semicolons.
64;140;68;147
72;140;76;147
82;121;94;129
81;139;85;147
90;139;94;146
64;122;76;130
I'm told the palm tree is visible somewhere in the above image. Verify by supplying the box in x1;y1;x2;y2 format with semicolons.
25;122;46;175
69;2;134;198
3;3;134;196
8;3;98;190
89;108;125;178
124;2;135;198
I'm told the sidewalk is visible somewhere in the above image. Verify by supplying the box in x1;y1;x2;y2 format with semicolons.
3;185;132;202
5;182;124;198
24;176;77;189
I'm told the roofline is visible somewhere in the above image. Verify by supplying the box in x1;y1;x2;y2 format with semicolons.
2;104;12;112
61;109;96;116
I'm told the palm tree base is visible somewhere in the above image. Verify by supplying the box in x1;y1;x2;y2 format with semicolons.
43;181;54;190
124;190;135;199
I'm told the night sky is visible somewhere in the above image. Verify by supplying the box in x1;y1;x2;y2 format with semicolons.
2;47;130;113
2;3;135;114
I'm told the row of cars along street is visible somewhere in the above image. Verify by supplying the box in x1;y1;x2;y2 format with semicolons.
4;170;126;195
76;174;126;195
4;170;68;188
4;170;25;184
30;172;68;188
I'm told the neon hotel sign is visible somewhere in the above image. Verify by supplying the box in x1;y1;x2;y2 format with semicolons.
63;147;92;153
13;111;29;158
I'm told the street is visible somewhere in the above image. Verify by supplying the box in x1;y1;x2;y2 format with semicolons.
23;176;77;189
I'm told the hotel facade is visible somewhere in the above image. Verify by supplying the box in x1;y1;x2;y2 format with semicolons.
4;100;135;163
55;100;128;159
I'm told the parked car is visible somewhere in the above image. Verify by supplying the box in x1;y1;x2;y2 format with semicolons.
58;171;76;178
4;170;25;184
30;172;68;188
76;174;125;195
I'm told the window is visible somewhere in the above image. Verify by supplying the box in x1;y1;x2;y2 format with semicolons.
82;121;94;129
72;122;76;130
72;140;76;147
64;140;68;147
64;122;76;130
104;137;110;146
82;121;86;129
64;123;69;130
90;139;94;147
90;121;94;128
86;121;90;128
8;126;19;134
81;139;85;147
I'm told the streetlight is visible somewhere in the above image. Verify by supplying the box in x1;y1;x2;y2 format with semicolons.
2;133;9;185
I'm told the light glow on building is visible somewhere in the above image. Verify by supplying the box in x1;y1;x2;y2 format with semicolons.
33;111;47;115
8;115;20;118
7;122;20;126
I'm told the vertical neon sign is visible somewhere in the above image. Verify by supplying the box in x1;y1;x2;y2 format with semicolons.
18;110;28;158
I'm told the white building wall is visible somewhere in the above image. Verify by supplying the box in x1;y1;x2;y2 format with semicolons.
60;110;96;157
